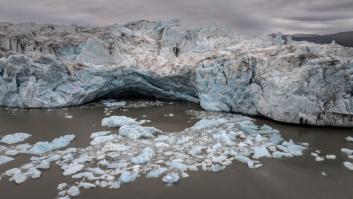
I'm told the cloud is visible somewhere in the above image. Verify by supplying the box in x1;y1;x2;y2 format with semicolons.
0;0;352;34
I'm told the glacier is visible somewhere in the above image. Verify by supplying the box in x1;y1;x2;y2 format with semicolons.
0;19;353;127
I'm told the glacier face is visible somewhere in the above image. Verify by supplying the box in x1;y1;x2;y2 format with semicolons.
0;19;353;126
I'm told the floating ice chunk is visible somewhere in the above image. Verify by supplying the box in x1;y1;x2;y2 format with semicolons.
0;132;31;144
79;182;96;189
101;142;129;152
101;116;139;128
211;164;225;172
57;183;67;190
162;172;180;185
213;131;236;146
5;149;19;156
5;168;21;176
272;151;293;158
190;146;205;157
131;147;154;164
315;157;325;162
90;131;111;138
234;154;262;169
191;118;227;130
252;146;271;159
64;114;73;119
345;136;353;142
67;186;80;197
62;163;85;176
5;168;27;184
10;172;27;184
343;161;353;170
237;120;258;135
27;168;41;179
119;125;162;139
259;125;280;134
90;134;117;146
155;142;170;148
72;172;98;180
37;160;51;169
109;181;121;189
29;134;75;154
146;167;168;178
101;100;126;108
281;140;306;156
325;155;336;160
341;148;353;156
0;155;14;165
120;171;137;183
268;134;283;145
167;160;189;171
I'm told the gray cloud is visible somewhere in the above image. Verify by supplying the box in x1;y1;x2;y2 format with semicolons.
0;0;352;34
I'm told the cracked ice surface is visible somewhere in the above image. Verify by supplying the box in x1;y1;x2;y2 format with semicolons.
0;111;308;198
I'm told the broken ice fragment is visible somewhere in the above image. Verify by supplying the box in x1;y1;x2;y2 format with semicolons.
131;147;154;164
0;155;14;165
29;134;75;154
252;146;271;159
120;171;137;183
272;151;293;158
0;132;31;144
90;134;117;145
343;161;353;171
119;125;162;139
341;148;353;156
67;186;80;197
345;136;353;142
162;172;180;185
146;167;168;178
101;116;139;128
325;155;336;160
62;163;85;176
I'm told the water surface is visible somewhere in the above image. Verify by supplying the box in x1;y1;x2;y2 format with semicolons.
0;100;352;199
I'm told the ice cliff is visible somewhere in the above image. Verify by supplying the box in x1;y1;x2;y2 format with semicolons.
0;19;353;126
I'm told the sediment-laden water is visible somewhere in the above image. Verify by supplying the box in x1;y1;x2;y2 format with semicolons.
0;100;352;199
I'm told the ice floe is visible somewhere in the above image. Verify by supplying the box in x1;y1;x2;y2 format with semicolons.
101;116;140;128
0;132;31;145
29;134;75;155
119;125;162;139
345;136;353;142
0;155;14;165
343;161;353;170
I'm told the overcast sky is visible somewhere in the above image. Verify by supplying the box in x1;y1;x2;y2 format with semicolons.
0;0;352;34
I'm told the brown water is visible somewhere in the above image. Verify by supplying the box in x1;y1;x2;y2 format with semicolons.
0;100;352;199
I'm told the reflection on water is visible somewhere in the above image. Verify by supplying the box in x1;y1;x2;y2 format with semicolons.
0;100;352;199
